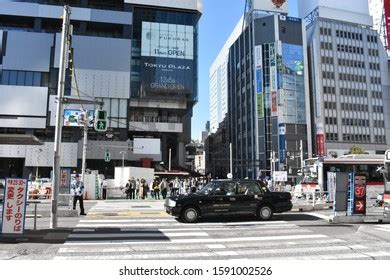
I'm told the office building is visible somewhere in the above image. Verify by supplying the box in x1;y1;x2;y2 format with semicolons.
299;0;390;157
227;13;312;180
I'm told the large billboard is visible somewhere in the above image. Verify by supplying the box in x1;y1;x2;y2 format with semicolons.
141;22;194;60
251;0;288;14
140;21;195;97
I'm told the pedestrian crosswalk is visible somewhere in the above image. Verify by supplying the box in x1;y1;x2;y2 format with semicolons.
375;224;390;233
54;201;390;260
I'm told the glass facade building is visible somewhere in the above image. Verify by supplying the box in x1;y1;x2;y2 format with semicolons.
228;14;312;180
0;0;201;178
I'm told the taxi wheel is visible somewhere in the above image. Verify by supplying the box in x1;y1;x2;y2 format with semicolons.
181;206;200;223
257;205;273;221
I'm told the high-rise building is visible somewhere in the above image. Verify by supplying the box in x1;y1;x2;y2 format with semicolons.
299;0;390;157
0;0;202;178
209;16;243;133
227;13;312;180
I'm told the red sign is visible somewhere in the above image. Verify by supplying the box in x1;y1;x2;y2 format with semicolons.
316;133;325;157
354;186;366;198
354;200;365;212
271;91;277;115
272;0;286;8
353;175;366;215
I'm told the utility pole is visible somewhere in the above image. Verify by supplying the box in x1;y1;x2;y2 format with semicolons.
300;140;304;174
229;143;233;178
81;111;88;181
51;5;71;229
168;148;172;171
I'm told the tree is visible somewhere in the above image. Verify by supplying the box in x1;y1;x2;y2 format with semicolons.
347;146;365;155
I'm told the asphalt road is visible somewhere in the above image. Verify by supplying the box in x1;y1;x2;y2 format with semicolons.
1;200;390;260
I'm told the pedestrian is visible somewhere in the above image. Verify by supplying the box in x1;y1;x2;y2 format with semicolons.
102;179;108;200
125;179;131;199
153;178;160;200
140;178;149;199
159;178;168;199
71;174;86;215
135;178;140;199
168;180;174;196
173;177;180;195
129;177;136;199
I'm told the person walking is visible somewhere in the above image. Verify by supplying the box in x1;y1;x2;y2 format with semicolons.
135;178;140;199
159;178;168;199
125;179;131;199
173;177;180;195
153;178;160;200
71;174;86;215
102;179;108;200
129;177;136;199
140;178;149;199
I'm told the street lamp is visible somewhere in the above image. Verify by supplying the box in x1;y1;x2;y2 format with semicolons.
35;148;43;180
119;151;126;189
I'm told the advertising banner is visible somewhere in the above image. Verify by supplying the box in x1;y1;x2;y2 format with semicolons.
278;124;286;164
140;57;193;96
140;21;195;98
327;172;336;202
385;0;390;49
273;171;288;182
254;45;264;119
257;94;264;119
141;21;194;60
64;110;94;127
1;178;28;237
271;91;277;116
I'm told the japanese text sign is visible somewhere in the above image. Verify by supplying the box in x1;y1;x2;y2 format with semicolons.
1;178;28;236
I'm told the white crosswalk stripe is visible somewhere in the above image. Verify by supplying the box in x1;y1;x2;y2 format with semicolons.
54;201;390;260
375;225;390;233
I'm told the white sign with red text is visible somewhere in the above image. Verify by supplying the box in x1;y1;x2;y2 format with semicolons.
1;178;28;236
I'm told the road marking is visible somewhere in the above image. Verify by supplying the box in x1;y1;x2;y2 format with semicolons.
55;245;389;260
68;231;209;239
62;234;329;246
207;244;226;249
57;238;346;254
215;251;238;256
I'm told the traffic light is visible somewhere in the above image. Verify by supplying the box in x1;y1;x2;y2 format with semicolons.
94;109;108;132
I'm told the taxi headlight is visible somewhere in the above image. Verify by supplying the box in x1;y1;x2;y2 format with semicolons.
168;199;176;207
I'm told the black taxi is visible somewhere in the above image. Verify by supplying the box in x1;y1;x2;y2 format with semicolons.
164;179;292;223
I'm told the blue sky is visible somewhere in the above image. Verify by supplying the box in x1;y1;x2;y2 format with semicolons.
192;0;299;139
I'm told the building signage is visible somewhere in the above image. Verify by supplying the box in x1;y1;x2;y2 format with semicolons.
254;45;264;119
251;0;288;14
327;172;336;203
1;178;28;237
278;124;286;164
316;123;325;157
141;21;194;60
385;0;390;50
257;94;264;119
353;175;366;215
64;110;94;127
141;57;193;95
273;171;288;182
140;21;195;98
271;91;277;116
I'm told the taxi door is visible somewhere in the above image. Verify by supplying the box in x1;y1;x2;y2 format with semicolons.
202;181;236;216
234;181;260;215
